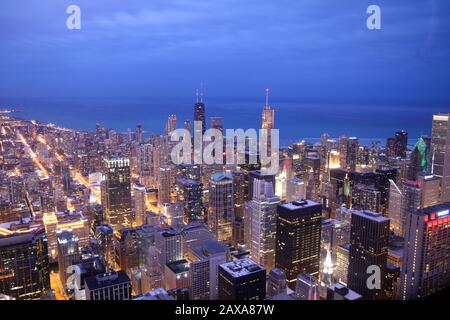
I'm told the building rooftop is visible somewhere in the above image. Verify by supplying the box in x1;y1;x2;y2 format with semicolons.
280;199;320;211
353;210;389;223
84;271;130;290
166;259;189;274
220;258;264;278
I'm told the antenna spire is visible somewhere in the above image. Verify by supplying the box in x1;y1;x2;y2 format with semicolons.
200;82;204;103
196;89;199;103
265;87;270;107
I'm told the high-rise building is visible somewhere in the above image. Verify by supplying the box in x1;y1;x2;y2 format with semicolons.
295;273;320;300
286;177;305;202
194;90;206;136
245;179;280;270
400;202;450;300
95;224;115;271
188;239;229;300
85;271;132;300
166;114;177;135
155;229;183;269
0;229;50;300
395;130;408;159
266;268;287;298
352;184;381;213
327;283;362;300
133;183;146;226
261;88;275;157
248;170;275;201
431;113;450;202
275;200;322;289
136;124;143;143
218;258;266;300
208;173;234;242
104;157;132;230
158;165;172;205
335;243;350;285
177;177;203;223
347;210;389;300
346;137;359;172
57;230;80;292
339;135;348;170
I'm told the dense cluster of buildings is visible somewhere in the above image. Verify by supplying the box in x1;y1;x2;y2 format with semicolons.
0;98;450;301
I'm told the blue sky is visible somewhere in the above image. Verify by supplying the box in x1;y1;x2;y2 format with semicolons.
0;0;449;102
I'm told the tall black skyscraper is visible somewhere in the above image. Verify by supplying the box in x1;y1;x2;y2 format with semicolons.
395;130;408;159
218;258;266;300
0;229;50;300
275;200;322;289
347;210;389;300
194;88;206;135
104;157;132;230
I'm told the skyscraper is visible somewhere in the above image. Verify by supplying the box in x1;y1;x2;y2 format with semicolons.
104;157;132;230
0;229;50;300
275;200;322;289
218;258;266;300
431;113;450;202
133;183;146;226
177;177;203;223
208;173;234;242
210;116;223;134
395;130;408;159
266;268;287;298
166;114;177;135
295;273;320;300
347;210;389;300
57;230;80;293
194;89;206;136
85;271;132;300
400;202;450;300
245;179;280;270
261;88;275;157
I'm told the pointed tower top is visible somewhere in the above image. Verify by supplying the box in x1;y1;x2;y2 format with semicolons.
265;87;270;107
196;88;199;103
199;82;204;103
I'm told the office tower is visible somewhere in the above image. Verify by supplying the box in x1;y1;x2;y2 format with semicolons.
166;114;177;135
431;113;450;202
210;116;223;134
167;201;184;228
267;268;287;298
261;88;275;157
347;210;389;300
245;179;280;270
177;163;201;181
104;157;132;230
286;177;305;202
85;271;132;300
408;136;431;181
232;171;245;220
136;124;143;143
95;224;115;271
248;170;275;201
399;180;422;236
218;258;266;300
0;229;50;300
158;165;172;205
395;130;408;158
133;183;146;226
141;245;162;293
346;137;359;172
321;218;350;261
155;229;183;268
352;184;381;213
386;137;396;160
335;243;350;285
388;179;403;236
136;143;153;179
295;273;320;300
194;89;206;136
62;166;71;192
400;203;450;299
177;177;203;223
164;259;190;291
188;239;229;300
208;173;234;242
375;167;397;215
339;135;348;170
327;283;362;300
57;230;80;292
304;156;321;200
419;174;441;208
275;200;322;289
